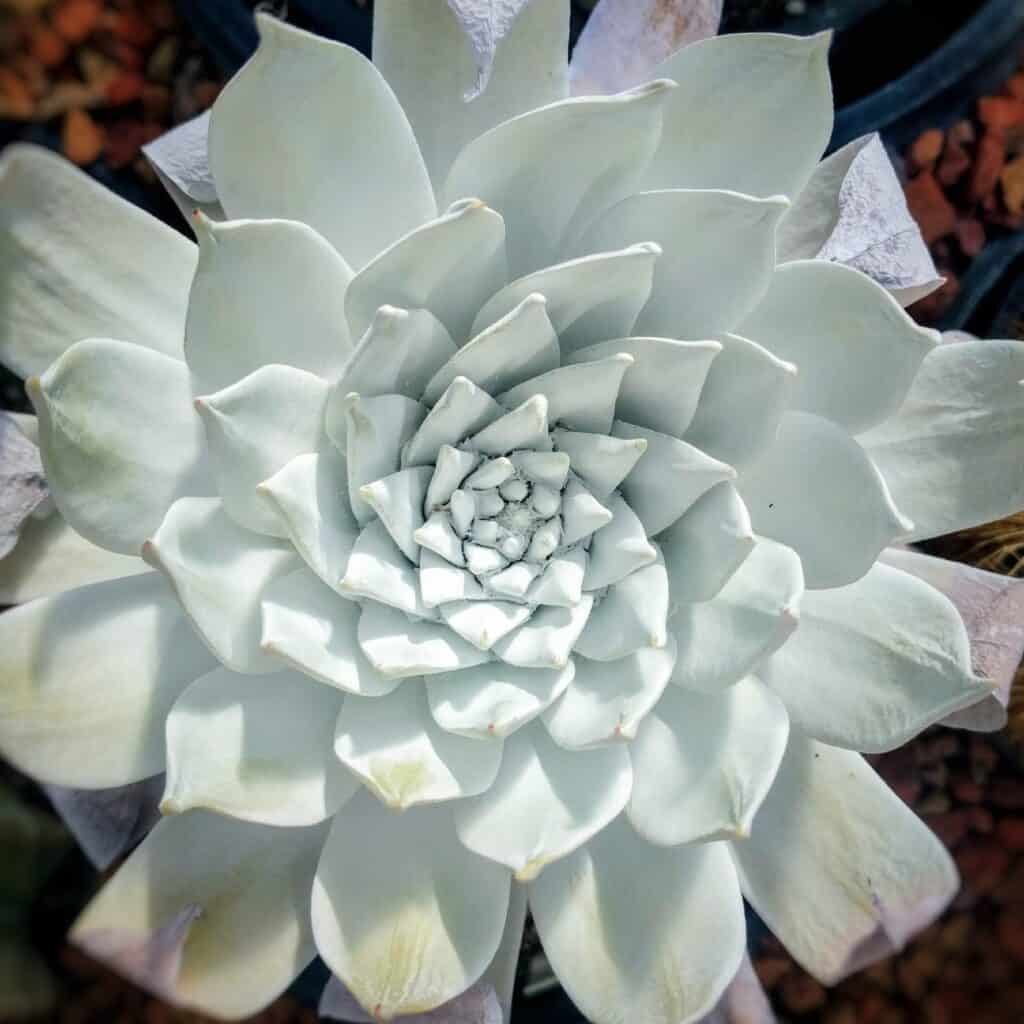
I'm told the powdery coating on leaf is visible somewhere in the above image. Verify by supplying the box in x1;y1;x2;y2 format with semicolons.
778;134;941;305
570;0;723;95
0;412;48;560
143;112;218;204
882;547;1023;732
320;977;501;1024
448;0;533;98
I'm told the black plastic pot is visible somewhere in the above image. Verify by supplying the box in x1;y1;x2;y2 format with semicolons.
830;0;1024;151
938;233;1024;336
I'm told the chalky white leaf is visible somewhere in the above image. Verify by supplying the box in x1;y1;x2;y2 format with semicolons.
762;563;992;753
627;677;789;845
531;816;745;1024
210;15;435;269
733;736;958;985
570;0;724;95
31;339;210;555
312;794;510;1018
184;216;353;396
454;723;632;880
0;144;196;378
73;811;329;1018
143;498;298;673
0;573;215;787
163;668;358;826
778;133;941;306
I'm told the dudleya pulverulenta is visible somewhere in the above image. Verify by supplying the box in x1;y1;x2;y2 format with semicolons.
1;2;1024;1023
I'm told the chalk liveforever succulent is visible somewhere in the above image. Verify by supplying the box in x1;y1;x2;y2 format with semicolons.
1;1;1024;1023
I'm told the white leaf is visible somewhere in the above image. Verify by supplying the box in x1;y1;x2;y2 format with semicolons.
0;412;47;559
733;735;958;985
881;548;1023;733
312;793;510;1018
778;133;941;306
446;0;535;99
861;340;1024;541
570;0;723;96
72;811;328;1018
530;816;746;1024
143;111;217;204
0;573;216;788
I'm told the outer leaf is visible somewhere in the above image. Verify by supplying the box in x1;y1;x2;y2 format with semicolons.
882;547;1024;732
44;776;164;870
737;260;937;434
162;668;357;826
445;0;535;97
0;412;47;559
143;111;217;205
699;955;776;1024
210;15;435;270
640;32;832;199
778;133;941;307
72;811;329;1018
31;339;210;556
312;793;511;1018
530;817;746;1024
764;561;994;752
0;513;147;606
0;573;216;788
321;978;501;1024
732;735;958;985
0;144;196;378
861;340;1024;541
570;0;723;95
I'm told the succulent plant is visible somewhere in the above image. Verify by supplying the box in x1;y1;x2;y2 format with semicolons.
1;3;1023;1024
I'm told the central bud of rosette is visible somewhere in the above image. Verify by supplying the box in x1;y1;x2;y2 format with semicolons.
417;438;584;600
350;387;652;661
